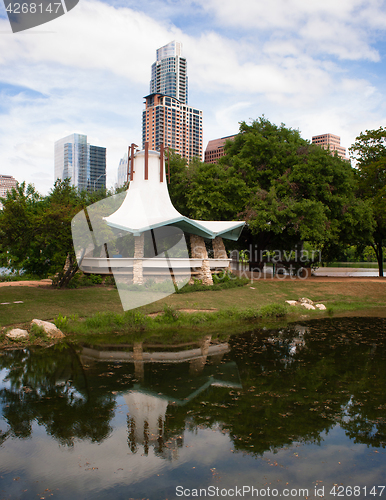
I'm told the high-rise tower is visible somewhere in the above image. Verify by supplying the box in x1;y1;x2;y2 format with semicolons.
54;133;106;192
142;41;203;162
150;41;188;105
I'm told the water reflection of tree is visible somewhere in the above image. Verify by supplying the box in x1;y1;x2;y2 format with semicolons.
0;346;115;446
165;318;386;455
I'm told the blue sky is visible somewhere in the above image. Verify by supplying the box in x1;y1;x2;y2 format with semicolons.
1;0;386;194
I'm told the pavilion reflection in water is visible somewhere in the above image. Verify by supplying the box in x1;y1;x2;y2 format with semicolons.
79;338;242;459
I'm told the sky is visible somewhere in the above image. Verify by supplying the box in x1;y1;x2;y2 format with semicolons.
1;0;386;195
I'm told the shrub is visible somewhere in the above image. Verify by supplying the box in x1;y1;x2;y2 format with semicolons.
54;313;69;329
259;303;287;318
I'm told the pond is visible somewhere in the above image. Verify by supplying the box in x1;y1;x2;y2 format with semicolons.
1;317;386;499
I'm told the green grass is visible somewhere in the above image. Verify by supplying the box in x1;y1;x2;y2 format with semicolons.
46;302;289;346
1;278;386;347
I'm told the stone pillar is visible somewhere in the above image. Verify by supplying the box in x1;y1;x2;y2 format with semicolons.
190;234;213;285
212;236;227;259
133;233;144;285
212;236;231;273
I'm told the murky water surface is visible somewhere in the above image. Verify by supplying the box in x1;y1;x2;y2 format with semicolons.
1;317;386;499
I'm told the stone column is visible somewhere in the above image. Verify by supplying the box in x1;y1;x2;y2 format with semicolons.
212;236;227;259
212;236;231;273
190;234;213;285
133;233;144;285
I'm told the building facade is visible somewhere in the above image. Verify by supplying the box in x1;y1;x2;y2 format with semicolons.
150;41;188;105
312;133;348;160
142;42;203;161
0;174;18;209
54;133;106;192
204;135;236;163
117;152;128;188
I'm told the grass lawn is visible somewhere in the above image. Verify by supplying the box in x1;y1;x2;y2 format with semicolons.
1;278;386;330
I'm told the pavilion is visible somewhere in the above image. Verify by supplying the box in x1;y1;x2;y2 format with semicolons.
77;144;245;287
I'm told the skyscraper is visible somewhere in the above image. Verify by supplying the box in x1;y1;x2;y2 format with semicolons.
150;41;188;105
54;133;106;192
142;41;203;161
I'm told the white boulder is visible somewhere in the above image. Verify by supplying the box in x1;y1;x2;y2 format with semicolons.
6;328;29;340
300;303;316;310
285;300;299;306
298;297;314;305
315;304;327;310
31;319;65;338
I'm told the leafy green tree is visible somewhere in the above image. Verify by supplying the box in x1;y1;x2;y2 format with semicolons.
221;117;373;267
0;182;42;273
349;127;386;276
0;179;109;286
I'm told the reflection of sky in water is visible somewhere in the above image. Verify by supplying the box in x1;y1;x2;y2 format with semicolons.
1;416;385;499
1;317;386;499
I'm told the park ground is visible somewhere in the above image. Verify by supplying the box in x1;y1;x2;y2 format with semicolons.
1;274;385;332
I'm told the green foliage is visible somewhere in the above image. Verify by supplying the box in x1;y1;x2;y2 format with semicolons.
350;126;386;276
177;272;249;293
29;323;47;340
160;304;180;322
166;117;373;265
0;179;110;284
54;313;69;329
66;272;103;288
227;118;372;259
259;303;288;318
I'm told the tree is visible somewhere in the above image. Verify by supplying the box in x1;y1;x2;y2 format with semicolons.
0;179;109;286
349;127;386;277
220;118;373;267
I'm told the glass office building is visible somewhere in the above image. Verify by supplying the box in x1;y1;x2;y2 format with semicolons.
54;133;106;192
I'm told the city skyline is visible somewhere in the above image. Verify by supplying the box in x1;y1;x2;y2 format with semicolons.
1;0;386;194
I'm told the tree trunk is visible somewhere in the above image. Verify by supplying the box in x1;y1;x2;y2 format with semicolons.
372;241;384;277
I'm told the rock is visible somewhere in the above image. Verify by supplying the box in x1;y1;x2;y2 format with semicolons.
300;303;315;310
6;328;29;340
31;319;64;338
298;297;314;305
315;304;327;310
285;300;299;306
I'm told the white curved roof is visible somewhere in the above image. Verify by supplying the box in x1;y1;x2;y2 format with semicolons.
104;149;245;241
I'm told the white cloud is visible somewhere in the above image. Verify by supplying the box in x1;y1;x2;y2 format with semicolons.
194;0;385;61
0;0;386;194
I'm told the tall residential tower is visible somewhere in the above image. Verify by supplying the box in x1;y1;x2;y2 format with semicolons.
54;133;106;192
142;41;203;161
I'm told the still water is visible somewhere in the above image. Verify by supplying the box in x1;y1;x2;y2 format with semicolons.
1;318;386;499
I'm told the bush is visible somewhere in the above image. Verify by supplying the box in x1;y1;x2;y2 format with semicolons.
30;323;47;339
259;303;288;318
54;313;69;329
